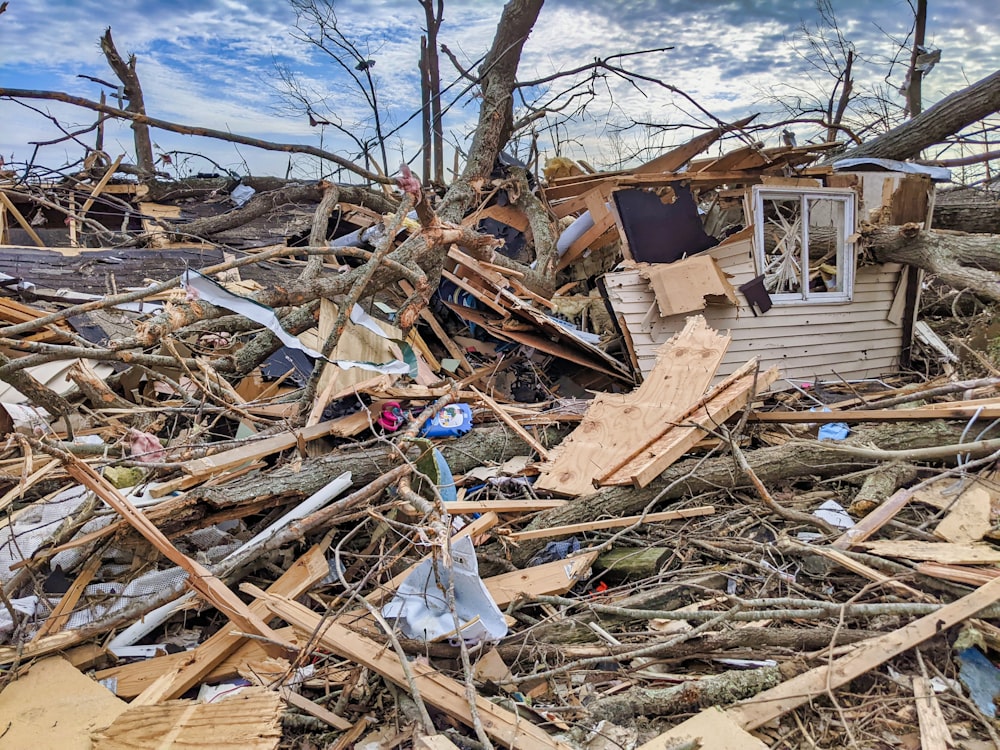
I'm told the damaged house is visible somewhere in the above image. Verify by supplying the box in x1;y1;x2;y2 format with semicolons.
583;156;947;388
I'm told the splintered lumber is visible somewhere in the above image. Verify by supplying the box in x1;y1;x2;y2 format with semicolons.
599;362;779;488
31;553;103;640
748;406;1000;422
913;675;954;750
503;505;716;541
92;687;282;750
279;687;352;731
95;626;299;699
636;706;767;750
535;316;730;497
0;656;128;750
721;566;1000;731
485;550;599;607
0;190;45;247
180;415;369;479
858;540;1000;564
61;452;289;653
132;544;329;704
254;590;573;750
935;485;993;543
471;384;550;460
401;498;567;515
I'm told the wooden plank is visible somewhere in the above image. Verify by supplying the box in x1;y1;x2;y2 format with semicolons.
832;487;913;550
255;590;573;749
180;417;364;478
749;406;1000;422
92;687;282;750
935;485;993;543
782;540;933;602
723;570;1000;731
535;316;730;497
441;268;508;316
504;505;716;541
915;562;999;587
399;279;473;374
401;498;567;515
485;551;598;607
555;184;618;271
133;545;329;703
61;454;288;653
280;687;352;731
78;153;123;219
634;117;757;175
415;736;463;750
913;675;954;750
600;363;779;488
858;540;1000;564
0;190;45;247
471;385;550;460
95;626;299;699
31;552;102;640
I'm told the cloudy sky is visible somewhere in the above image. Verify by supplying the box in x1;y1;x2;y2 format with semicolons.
1;0;996;180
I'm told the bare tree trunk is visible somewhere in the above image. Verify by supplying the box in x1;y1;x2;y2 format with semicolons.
832;68;1000;162
100;28;155;181
863;222;1000;302
438;0;545;224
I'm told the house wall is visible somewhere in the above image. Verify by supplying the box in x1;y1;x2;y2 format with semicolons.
602;232;909;387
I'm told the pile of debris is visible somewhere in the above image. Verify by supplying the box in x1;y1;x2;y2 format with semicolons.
1;134;1000;750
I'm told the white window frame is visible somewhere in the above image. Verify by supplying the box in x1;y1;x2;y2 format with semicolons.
752;185;857;305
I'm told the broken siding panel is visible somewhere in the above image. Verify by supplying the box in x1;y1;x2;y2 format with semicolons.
607;262;907;385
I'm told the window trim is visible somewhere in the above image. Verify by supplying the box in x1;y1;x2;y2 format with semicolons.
752;185;857;305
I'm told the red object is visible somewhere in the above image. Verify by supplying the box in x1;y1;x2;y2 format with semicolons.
378;402;405;432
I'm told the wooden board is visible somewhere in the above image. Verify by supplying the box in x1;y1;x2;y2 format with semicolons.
401;499;567;515
0;656;127;750
485;551;599;607
749;406;1000;422
935;485;993;543
913;675;954;750
859;540;1000;564
133;545;329;703
255;591;572;750
92;687;282;749
723;568;1000;731
504;506;716;542
180;415;368;478
95;626;299;699
599;362;779;488
637;706;767;750
535;316;730;497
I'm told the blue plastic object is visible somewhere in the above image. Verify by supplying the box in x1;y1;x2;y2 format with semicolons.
433;448;457;503
420;403;473;438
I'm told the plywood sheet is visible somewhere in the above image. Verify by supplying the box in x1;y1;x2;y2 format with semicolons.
0;656;127;750
640;255;738;317
637;706;767;750
535;316;729;496
92;688;281;749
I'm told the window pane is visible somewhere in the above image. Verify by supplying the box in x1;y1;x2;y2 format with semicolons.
805;198;846;296
761;196;802;294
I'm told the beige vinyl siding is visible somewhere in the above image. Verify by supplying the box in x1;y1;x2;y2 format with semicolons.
603;234;909;386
